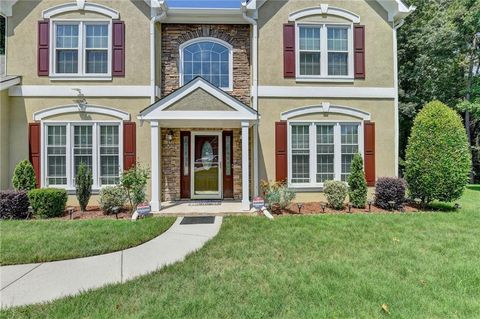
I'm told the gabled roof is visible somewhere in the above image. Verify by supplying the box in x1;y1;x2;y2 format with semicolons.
138;77;257;121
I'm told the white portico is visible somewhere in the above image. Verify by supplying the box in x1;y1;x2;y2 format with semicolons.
138;77;258;212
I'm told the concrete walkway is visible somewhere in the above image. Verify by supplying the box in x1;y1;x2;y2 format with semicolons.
0;216;222;308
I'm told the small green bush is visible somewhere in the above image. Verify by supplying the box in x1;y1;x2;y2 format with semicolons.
405;100;471;204
99;186;127;215
261;180;296;210
120;164;150;213
12;160;36;191
28;188;68;218
324;180;348;210
348;154;367;208
75;162;93;212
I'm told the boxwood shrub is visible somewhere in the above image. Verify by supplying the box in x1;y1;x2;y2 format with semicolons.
0;190;30;219
374;177;406;210
28;188;68;218
324;180;348;210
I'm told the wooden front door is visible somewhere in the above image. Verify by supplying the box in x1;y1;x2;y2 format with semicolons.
222;131;234;198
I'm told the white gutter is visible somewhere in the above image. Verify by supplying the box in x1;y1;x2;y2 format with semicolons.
241;2;260;196
150;0;168;104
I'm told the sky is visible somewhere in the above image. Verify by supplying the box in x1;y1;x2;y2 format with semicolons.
166;0;244;8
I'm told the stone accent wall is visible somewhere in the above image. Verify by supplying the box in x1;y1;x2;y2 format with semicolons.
161;128;243;201
161;24;251;106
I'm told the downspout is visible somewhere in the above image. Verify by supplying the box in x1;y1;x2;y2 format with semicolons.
150;1;167;104
393;19;405;177
241;3;260;196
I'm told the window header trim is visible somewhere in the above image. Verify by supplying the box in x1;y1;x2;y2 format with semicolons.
281;103;371;121
288;4;360;23
33;104;130;121
42;2;120;19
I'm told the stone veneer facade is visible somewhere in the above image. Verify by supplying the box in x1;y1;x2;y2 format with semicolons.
161;128;243;201
160;24;251;105
159;24;252;201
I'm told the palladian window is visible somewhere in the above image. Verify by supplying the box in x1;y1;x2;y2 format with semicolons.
180;39;232;90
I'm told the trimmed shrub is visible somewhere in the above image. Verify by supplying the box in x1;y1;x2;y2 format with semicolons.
374;177;407;210
12;160;36;191
28;188;68;218
261;180;296;209
99;186;127;215
0;190;30;219
348;153;368;208
75;162;93;212
120;164;150;213
405;101;471;204
324;180;348;210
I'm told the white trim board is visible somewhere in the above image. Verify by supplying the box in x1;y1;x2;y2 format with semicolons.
281;103;371;121
289;5;360;23
9;85;152;97
42;2;120;19
257;86;396;99
33;104;130;121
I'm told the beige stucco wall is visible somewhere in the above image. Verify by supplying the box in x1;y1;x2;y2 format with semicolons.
6;97;150;205
8;0;151;86
257;97;395;202
257;0;394;87
0;90;10;189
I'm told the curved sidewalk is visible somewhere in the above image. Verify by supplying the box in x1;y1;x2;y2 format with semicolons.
0;216;222;308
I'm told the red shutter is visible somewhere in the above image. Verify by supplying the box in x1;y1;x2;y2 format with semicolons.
38;20;49;76
283;24;295;78
275;121;288;182
29;123;41;188
364;121;375;186
123;122;136;170
354;25;365;79
112;20;125;76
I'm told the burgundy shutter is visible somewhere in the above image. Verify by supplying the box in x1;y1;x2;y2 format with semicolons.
275;121;288;182
112;20;125;76
354;25;365;79
364;121;375;186
29;123;41;188
38;20;49;76
283;24;295;78
123;122;136;170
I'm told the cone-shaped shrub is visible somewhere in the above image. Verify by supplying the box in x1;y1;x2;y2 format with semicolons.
348;153;367;208
12;160;36;191
76;162;93;212
405;100;471;204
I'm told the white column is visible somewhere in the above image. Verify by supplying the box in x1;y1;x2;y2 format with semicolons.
241;121;250;211
253;121;259;197
150;121;161;211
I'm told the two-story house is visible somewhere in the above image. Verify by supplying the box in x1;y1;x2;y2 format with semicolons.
0;0;414;212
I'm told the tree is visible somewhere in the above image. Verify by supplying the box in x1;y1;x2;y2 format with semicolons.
120;164;150;214
12;160;36;191
398;0;480;181
348;154;367;208
75;162;93;212
404;101;471;204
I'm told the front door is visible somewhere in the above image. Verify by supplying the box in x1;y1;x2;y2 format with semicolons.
191;132;222;199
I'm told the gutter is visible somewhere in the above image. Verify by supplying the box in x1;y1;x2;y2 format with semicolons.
150;0;168;104
241;2;260;196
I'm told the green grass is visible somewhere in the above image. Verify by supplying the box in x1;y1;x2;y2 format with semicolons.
2;188;479;318
0;217;175;265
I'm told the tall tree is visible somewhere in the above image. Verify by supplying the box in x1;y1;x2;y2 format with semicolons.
398;0;480;181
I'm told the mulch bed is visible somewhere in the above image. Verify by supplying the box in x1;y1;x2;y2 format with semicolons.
57;206;132;220
266;202;420;216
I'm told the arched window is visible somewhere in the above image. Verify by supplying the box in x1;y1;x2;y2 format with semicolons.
180;38;232;90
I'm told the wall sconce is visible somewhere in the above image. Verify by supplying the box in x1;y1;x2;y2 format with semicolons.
166;130;174;142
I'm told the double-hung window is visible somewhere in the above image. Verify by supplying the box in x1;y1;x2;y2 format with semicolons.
52;21;111;78
44;122;121;189
297;24;353;80
289;122;362;187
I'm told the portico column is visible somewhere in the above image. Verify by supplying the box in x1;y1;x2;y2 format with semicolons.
241;121;250;211
150;121;161;211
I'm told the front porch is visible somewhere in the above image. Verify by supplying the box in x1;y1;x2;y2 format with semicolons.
138;77;258;212
159;200;255;216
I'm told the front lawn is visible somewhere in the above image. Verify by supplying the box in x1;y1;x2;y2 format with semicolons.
0;217;175;265
2;187;479;318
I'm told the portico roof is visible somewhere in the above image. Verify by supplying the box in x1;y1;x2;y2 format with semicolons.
138;77;258;127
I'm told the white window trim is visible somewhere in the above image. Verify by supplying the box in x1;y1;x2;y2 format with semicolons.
41;120;123;191
295;22;354;82
178;37;234;91
287;120;364;189
49;19;112;80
